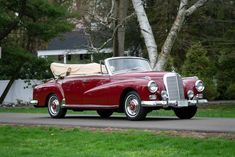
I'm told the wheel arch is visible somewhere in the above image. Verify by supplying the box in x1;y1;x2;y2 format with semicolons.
44;91;64;107
119;87;138;112
45;93;55;107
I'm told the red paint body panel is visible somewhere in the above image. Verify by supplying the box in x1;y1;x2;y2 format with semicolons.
33;71;201;108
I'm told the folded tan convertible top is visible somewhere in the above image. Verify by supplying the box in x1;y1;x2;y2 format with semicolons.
50;62;107;78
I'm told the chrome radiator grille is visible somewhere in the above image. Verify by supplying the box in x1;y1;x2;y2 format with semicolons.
164;73;185;100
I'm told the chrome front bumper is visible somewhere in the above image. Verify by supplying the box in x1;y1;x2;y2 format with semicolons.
141;99;208;108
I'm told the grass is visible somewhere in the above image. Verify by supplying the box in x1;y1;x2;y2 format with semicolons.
0;125;234;157
149;104;235;118
1;104;235;118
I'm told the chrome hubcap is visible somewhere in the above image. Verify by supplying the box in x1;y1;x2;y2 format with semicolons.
125;94;140;117
49;97;60;116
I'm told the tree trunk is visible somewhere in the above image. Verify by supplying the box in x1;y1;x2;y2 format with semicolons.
131;0;158;68
113;0;128;57
0;64;22;104
154;0;188;71
0;77;15;104
154;0;207;71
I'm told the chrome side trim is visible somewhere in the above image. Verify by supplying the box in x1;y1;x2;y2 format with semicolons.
141;99;208;108
62;104;119;109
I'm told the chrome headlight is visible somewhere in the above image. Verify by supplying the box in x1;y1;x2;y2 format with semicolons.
187;90;194;99
161;90;168;100
195;80;205;92
148;80;158;93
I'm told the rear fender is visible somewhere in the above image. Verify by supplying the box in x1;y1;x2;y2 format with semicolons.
33;82;64;107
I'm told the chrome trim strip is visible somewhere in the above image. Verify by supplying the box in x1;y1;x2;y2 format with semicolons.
104;56;151;76
175;73;180;99
141;99;208;107
62;104;119;109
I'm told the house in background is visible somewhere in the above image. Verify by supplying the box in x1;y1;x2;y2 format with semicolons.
37;29;112;64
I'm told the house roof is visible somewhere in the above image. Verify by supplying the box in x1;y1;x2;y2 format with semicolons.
47;29;89;50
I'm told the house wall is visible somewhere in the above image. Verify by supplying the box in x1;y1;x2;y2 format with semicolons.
0;80;42;104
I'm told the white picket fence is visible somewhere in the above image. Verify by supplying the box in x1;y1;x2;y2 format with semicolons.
0;79;42;104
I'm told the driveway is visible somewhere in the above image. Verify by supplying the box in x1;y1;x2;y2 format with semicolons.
0;113;235;133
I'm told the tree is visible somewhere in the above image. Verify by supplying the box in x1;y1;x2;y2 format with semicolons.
155;0;208;71
131;0;208;70
0;0;74;104
216;49;235;99
0;47;31;103
181;42;218;100
131;0;158;68
113;0;128;56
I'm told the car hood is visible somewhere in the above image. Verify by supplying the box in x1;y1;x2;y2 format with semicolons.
111;71;169;80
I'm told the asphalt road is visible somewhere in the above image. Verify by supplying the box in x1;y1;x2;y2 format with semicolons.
0;113;235;133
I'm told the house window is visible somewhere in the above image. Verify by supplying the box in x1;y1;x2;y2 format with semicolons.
68;55;71;61
58;55;63;61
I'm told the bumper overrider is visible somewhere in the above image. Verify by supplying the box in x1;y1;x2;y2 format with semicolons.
141;99;208;108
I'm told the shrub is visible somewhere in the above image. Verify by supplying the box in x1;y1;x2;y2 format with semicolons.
225;83;235;100
181;42;218;100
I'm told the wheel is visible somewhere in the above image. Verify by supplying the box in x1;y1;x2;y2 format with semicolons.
97;110;113;118
123;91;147;121
174;106;197;119
48;94;67;118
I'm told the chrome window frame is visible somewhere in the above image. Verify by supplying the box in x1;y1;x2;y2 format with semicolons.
104;57;152;76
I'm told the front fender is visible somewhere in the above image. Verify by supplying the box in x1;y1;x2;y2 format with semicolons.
83;78;150;106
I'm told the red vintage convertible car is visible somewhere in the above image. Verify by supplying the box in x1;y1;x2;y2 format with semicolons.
31;57;207;120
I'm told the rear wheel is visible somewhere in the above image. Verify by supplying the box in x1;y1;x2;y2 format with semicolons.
97;110;113;118
123;91;147;121
48;94;67;118
174;106;197;119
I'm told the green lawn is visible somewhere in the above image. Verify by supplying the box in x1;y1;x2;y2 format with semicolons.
1;104;235;118
149;104;235;118
0;126;234;157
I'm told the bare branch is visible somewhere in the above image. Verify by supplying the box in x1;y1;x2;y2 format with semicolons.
85;0;117;29
186;0;208;16
98;13;135;50
106;0;115;20
86;12;135;53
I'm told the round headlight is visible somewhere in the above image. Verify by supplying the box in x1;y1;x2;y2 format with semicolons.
161;90;168;100
148;80;158;93
187;90;194;99
195;80;205;92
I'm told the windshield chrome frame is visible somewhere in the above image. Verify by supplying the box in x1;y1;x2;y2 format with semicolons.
104;57;152;76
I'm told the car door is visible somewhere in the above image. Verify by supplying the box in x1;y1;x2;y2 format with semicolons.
82;75;111;105
61;76;85;105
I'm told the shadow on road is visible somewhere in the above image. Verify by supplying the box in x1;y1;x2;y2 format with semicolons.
38;115;180;121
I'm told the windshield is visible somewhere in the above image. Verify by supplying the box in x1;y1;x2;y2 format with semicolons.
106;58;152;74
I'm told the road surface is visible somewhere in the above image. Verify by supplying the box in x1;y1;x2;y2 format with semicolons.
0;113;235;133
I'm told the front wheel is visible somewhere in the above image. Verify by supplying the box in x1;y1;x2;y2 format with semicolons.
174;106;197;119
48;94;67;118
97;110;113;118
123;91;147;121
